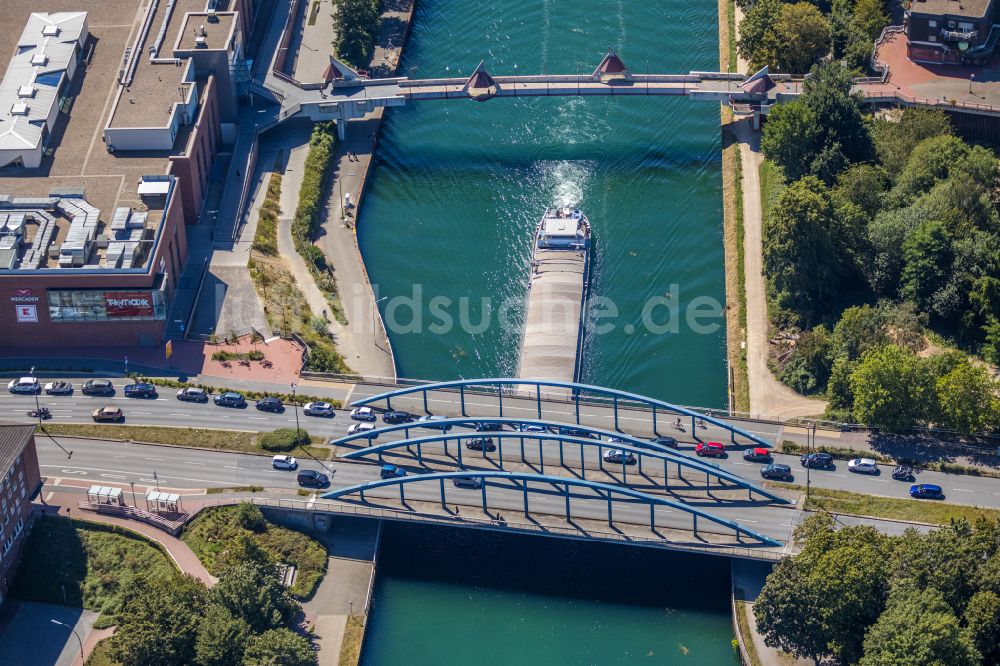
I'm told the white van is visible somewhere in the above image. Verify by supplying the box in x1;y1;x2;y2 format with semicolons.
7;377;40;394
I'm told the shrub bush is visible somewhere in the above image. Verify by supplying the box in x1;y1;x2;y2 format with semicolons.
259;428;311;452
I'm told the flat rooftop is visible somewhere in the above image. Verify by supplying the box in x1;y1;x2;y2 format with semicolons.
176;12;236;51
909;0;994;18
109;0;212;129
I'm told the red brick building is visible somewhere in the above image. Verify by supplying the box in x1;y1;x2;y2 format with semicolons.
0;424;41;604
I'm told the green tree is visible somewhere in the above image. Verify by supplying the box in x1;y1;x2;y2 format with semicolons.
772;3;831;73
825;355;856;414
109;575;207;666
871;109;952;175
332;0;381;67
901;220;953;310
760;102;819;181
850;344;932;430
832;305;887;360
804;62;874;166
834;164;889;218
780;325;835;394
859;587;980;666
195;604;252;666
965;590;1000;665
754;557;830;664
737;0;782;71
763;177;860;324
852;0;889;38
984;317;1000;365
892;134;970;203
935;360;999;433
211;561;298;633
242;629;317;666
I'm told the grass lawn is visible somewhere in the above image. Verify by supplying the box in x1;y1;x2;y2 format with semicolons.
773;483;1000;525
339;614;366;666
10;517;177;626
182;505;327;600
39;423;331;458
735;601;762;666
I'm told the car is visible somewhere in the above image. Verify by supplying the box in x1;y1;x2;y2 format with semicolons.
910;483;944;500
465;437;496;452
214;391;246;408
81;379;115;396
256;396;284;412
303;401;334;417
176;387;209;403
380;464;406;479
800;452;834;469
123;382;158;399
297;469;330;488
418;415;452;431
44;381;73;395
647;435;678;449
452;476;483;489
558;426;598;439
92;406;124;422
848;458;880;474
695;441;726;457
517;423;547;433
350;407;377;421
475;421;504;432
743;447;773;463
607;436;627;444
760;463;793;481
603;449;636;465
272;455;298;470
7;377;40;394
382;410;414;424
347;422;377;436
892;465;916;482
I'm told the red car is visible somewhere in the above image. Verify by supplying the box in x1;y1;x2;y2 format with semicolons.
695;441;726;457
743;447;772;463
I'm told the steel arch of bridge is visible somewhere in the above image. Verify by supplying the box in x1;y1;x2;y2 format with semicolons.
320;470;782;547
332;419;789;504
351;379;771;448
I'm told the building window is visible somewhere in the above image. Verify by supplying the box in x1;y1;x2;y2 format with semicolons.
928;19;937;27
928;35;937;42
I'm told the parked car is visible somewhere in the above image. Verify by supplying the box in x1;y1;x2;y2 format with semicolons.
417;415;451;431
558;426;598;439
800;452;834;469
910;483;944;500
743;447;772;463
695;441;726;458
382;410;414;424
255;396;284;413
380;464;406;479
892;465;916;482
297;469;330;488
760;463;793;481
176;387;209;403
453;476;483;489
475;421;504;432
214;391;246;408
123;382;158;399
44;381;73;395
603;449;636;465
347;422;377;436
465;437;496;452
848;458;880;475
303;401;335;417
92;406;124;422
350;407;377;421
272;455;298;470
647;435;678;449
81;379;115;396
517;423;547;433
7;377;40;394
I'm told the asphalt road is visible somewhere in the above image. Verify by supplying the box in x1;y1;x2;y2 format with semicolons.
10;378;1000;508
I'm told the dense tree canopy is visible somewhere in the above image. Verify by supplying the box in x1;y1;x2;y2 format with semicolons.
332;0;381;67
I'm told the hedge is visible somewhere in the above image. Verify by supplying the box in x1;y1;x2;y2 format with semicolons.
259;428;312;452
132;376;341;409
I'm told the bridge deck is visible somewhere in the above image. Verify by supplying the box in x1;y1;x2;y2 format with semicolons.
517;249;588;385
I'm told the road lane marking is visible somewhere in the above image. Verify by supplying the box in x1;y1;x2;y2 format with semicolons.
145;457;166;462
100;473;127;479
185;462;206;466
168;413;188;417
952;488;975;492
41;464;243;486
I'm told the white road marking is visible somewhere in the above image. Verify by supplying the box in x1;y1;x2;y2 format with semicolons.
185;462;205;466
952;488;975;492
100;473;127;479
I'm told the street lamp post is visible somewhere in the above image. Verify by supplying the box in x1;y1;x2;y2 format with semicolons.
30;365;41;424
291;383;301;445
50;619;84;666
970;74;975;95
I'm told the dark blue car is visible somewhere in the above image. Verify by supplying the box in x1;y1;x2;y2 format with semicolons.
123;382;158;398
910;484;944;500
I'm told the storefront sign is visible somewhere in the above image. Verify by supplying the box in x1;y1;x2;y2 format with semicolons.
15;304;38;322
104;292;154;318
10;288;39;303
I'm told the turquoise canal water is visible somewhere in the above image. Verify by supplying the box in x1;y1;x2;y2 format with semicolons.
358;0;728;407
361;523;740;665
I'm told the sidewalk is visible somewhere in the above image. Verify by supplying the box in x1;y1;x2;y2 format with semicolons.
41;491;217;586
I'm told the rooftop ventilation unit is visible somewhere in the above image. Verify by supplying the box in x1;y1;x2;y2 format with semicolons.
10;102;29;116
195;25;208;48
207;11;220;23
41;25;60;37
30;53;48;66
17;85;35;98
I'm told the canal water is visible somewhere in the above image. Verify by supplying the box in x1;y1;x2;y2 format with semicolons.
358;0;728;408
361;523;740;665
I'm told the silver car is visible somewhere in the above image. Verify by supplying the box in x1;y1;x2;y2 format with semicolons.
847;458;879;474
304;401;335;417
